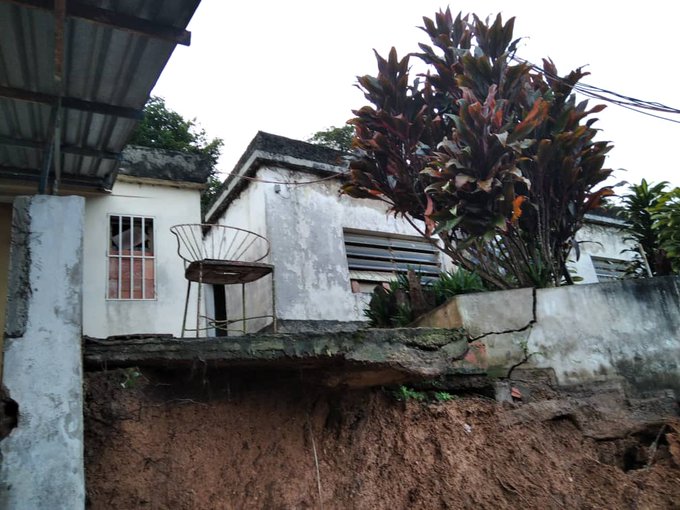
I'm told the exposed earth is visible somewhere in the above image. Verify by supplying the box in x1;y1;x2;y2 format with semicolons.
85;368;680;509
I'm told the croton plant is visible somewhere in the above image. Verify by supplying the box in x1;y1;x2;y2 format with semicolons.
342;9;615;289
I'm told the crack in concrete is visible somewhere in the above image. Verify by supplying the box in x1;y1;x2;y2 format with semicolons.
460;287;540;379
467;287;538;343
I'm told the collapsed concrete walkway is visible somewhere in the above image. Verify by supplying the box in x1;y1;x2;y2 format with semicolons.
84;327;470;388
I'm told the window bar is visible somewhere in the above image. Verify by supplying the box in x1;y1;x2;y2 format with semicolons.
117;215;122;299
141;217;146;299
129;215;134;299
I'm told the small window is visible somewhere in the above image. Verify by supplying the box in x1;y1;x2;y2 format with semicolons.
591;256;628;282
107;215;155;300
344;230;440;293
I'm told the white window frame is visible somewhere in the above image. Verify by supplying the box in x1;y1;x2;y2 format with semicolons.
106;214;157;301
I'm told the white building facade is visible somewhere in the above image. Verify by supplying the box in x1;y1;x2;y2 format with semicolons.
205;132;638;333
80;147;207;338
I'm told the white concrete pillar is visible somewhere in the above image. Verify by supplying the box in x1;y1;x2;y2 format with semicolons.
0;195;85;510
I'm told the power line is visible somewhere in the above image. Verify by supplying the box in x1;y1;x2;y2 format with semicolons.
219;59;680;186
220;169;348;185
511;55;680;123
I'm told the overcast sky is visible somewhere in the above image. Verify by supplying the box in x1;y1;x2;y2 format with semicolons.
153;1;680;188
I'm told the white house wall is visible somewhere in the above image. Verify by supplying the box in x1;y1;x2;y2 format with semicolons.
209;174;272;333
262;167;431;323
214;166;432;326
572;220;636;283
83;180;201;338
216;166;637;327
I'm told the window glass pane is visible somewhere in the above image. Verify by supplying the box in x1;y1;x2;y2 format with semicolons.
145;218;154;255
120;258;131;299
132;258;143;299
110;216;133;253
592;256;627;281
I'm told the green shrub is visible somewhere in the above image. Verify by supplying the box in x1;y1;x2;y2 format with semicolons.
432;269;486;306
365;268;487;326
434;391;456;402
394;385;427;401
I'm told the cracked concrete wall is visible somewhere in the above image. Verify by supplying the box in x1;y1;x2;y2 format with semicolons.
417;277;680;393
0;196;85;510
529;277;680;393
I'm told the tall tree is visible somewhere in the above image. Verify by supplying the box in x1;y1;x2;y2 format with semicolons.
342;10;614;289
307;125;354;151
620;180;672;276
129;96;224;212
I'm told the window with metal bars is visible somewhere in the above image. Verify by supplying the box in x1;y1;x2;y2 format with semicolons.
591;256;628;282
343;230;440;292
107;215;155;300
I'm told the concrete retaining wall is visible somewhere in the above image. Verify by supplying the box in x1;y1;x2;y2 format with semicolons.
415;276;680;394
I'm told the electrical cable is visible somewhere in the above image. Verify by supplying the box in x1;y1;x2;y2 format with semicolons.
218;58;680;186
511;55;680;121
219;169;349;186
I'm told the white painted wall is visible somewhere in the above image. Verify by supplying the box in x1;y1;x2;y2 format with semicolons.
203;178;272;334
265;168;433;322
572;218;637;283
214;167;433;326
83;179;201;338
215;167;637;326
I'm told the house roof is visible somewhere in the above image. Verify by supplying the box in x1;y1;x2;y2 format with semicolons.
0;0;200;194
118;146;211;185
204;131;628;230
205;131;349;222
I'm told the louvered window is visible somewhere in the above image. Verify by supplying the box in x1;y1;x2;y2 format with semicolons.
591;256;627;282
343;230;439;292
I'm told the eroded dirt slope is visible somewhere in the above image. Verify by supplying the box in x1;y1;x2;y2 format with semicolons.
85;369;680;509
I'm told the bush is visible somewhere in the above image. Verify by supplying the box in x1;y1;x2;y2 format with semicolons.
343;10;614;290
364;268;486;327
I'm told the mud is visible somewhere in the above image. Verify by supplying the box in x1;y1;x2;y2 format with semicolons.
85;369;680;509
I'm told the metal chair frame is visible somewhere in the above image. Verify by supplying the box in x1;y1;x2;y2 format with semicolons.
170;224;277;337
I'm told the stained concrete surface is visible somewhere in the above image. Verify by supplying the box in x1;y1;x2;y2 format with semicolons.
0;196;85;510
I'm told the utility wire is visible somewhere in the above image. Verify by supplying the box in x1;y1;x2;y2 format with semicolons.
511;55;680;123
219;58;680;185
220;169;349;186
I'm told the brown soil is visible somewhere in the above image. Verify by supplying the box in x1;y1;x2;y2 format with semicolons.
85;369;680;509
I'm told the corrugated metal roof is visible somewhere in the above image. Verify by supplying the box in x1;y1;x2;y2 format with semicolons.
0;0;200;193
